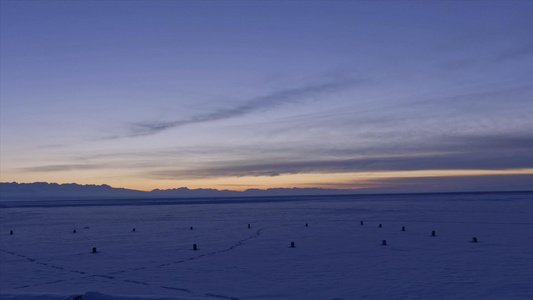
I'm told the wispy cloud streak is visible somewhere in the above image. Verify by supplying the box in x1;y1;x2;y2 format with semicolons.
22;164;108;172
493;43;533;63
127;78;356;137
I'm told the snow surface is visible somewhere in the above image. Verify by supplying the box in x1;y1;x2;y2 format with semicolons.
1;192;532;300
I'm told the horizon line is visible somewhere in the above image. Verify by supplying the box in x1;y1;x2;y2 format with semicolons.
2;181;532;197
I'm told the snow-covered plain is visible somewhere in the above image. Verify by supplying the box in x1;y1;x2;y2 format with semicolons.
1;192;532;300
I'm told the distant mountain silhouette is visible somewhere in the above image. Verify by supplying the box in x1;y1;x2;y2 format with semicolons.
0;182;146;200
0;182;356;201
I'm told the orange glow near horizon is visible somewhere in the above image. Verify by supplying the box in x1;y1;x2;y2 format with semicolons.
4;168;533;192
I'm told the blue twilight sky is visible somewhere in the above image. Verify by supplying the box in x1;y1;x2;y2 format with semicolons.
1;1;532;192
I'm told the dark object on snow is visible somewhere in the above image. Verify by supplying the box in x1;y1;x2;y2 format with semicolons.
248;224;251;229
73;295;84;300
431;230;436;237
73;229;76;233
92;247;97;253
472;237;478;243
382;240;387;246
193;244;198;251
190;226;193;230
132;228;136;232
10;230;13;235
291;242;295;248
379;224;382;228
402;226;406;231
360;221;364;225
305;223;308;227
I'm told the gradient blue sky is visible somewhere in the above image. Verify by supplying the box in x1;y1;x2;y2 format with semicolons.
1;1;532;192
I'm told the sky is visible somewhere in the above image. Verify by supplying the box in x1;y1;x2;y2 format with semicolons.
1;1;532;193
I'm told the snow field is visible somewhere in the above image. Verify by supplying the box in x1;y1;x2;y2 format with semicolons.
1;193;532;299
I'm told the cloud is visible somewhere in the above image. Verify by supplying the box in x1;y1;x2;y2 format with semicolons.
126;77;357;137
142;132;533;180
442;40;533;71
147;152;533;180
451;134;533;151
493;43;533;63
22;164;108;172
357;174;533;193
26;129;533;186
37;144;68;149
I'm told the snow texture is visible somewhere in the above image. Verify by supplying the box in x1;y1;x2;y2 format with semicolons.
1;192;532;299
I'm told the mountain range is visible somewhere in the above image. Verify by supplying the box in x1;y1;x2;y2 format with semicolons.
0;182;357;201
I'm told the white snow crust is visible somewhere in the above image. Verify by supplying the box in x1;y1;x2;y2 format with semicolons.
1;192;532;299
